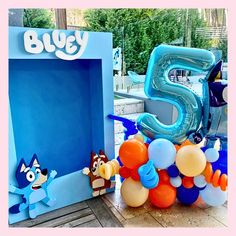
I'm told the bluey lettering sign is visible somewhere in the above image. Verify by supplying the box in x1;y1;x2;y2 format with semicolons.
24;30;89;60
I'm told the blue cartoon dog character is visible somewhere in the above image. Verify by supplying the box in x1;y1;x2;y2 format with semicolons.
9;154;57;219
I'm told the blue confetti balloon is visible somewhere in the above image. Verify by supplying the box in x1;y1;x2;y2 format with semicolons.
148;138;176;169
177;186;199;205
167;164;180;178
200;184;227;207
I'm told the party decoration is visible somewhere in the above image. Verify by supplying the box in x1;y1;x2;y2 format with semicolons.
170;176;182;188
148;138;176;169
149;182;176;208
99;159;120;180
108;114;138;140
200;184;227;207
120;177;149;207
119;166;140;181
203;162;227;191
167;164;180;178
195;60;228;149
204;148;219;163
176;145;206;177
137;44;215;144
177;186;199;205
182;176;194;189
193;175;207;188
82;150;115;197
134;133;145;143
9;154;57;219
138;160;159;189
119;139;148;169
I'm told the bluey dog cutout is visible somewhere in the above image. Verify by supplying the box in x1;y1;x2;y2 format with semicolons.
9;154;57;219
83;150;115;197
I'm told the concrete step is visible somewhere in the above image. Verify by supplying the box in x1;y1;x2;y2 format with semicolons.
114;98;144;116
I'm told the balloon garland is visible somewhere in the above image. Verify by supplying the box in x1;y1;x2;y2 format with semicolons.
108;44;227;209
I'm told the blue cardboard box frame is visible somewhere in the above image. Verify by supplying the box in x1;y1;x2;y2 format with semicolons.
8;27;114;224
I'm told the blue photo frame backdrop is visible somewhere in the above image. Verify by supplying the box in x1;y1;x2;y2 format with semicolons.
9;27;114;224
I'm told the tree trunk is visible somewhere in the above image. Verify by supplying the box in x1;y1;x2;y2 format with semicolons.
184;9;192;47
55;9;67;29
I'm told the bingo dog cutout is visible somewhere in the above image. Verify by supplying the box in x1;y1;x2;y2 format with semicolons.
9;154;57;219
83;150;115;197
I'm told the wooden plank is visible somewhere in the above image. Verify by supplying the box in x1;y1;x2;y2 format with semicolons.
57;214;97;227
79;219;102;228
86;197;123;227
10;201;89;227
34;208;92;227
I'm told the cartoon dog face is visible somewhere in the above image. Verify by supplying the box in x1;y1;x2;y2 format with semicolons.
89;150;109;177
16;154;48;190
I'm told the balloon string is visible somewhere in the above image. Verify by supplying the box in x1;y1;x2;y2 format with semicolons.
204;162;227;191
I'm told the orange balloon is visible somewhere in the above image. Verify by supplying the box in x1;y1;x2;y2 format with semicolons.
119;139;148;169
182;176;194;189
149;183;176;208
175;140;194;152
158;170;170;184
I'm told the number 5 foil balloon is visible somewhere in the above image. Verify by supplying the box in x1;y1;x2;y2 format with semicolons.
137;45;216;144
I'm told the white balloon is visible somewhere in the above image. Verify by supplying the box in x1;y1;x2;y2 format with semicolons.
204;148;219;163
170;176;182;188
194;175;207;188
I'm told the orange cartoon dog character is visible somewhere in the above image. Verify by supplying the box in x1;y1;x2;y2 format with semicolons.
82;150;115;197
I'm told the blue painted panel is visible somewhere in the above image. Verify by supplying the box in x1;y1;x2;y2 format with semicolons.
9;59;104;177
9;26;114;224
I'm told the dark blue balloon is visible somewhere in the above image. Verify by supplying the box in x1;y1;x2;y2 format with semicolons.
167;164;180;178
201;147;227;175
177;186;199;205
211;150;227;174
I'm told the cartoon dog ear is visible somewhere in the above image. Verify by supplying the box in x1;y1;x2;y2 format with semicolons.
90;151;96;160
17;159;27;173
99;150;105;156
30;153;40;167
207;60;222;82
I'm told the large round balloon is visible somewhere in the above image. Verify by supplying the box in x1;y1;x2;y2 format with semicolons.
177;185;199;205
200;184;227;207
176;145;206;177
149;183;176;208
137;45;215;144
119;139;148;169
120;177;149;207
148;138;176;169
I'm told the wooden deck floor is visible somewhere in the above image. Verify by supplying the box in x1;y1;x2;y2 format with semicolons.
10;180;227;228
10;197;122;228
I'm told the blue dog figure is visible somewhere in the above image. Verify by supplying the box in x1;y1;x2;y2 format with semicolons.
9;154;57;219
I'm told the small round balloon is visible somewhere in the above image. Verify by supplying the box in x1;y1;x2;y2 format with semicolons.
120;177;149;207
119;139;148;169
149;183;176;208
194;175;207;188
167;164;180;178
177;186;199;205
200;184;227;207
170;176;182;188
204;148;219;163
148;138;176;169
182;176;194;189
176;145;206;177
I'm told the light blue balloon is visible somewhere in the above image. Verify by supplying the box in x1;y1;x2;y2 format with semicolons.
193;175;207;188
200;184;227;206
148;138;176;169
137;44;215;144
204;148;219;163
170;176;182;188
